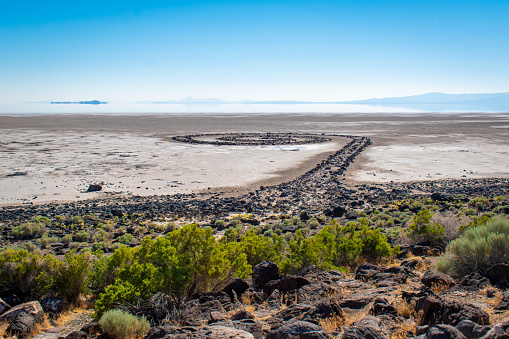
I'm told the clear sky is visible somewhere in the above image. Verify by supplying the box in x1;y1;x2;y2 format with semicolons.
1;0;508;103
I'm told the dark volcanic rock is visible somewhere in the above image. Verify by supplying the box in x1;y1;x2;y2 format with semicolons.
370;297;398;317
222;278;249;301
455;319;491;339
6;311;35;339
86;184;102;192
213;320;266;339
40;297;63;318
355;262;384;282
415;296;489;327
487;263;509;288
495;290;509;311
425;324;467;339
341;315;389;339
421;270;455;289
450;273;490;292
252;261;280;290
266;320;333;339
262;276;310;298
0;301;44;324
231;310;255;321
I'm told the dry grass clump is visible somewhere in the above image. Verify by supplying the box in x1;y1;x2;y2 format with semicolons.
395;300;415;319
319;314;344;332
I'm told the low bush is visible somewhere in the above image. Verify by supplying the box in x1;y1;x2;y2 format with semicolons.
99;309;149;339
407;210;445;245
437;216;509;277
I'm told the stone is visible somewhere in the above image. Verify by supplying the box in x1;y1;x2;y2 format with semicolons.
222;278;249;301
212;320;266;339
64;331;88;339
0;297;11;315
40;297;63;317
425;324;467;339
421;270;455;289
487;264;509;288
87;184;102;192
266;320;333;339
495;290;509;311
0;301;45;324
455;319;491;339
231;310;255;321
341;315;389;339
262;276;311;298
355;262;384;282
5;311;35;339
370;298;398;317
415;296;489;327
209;311;225;323
252;261;280;290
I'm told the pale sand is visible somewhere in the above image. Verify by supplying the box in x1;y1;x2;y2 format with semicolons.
0;113;508;205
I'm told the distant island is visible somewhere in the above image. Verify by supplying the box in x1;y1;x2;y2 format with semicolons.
50;100;107;105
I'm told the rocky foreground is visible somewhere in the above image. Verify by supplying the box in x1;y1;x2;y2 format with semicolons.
3;257;509;339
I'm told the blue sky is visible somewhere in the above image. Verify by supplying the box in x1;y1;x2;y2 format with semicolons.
1;0;508;103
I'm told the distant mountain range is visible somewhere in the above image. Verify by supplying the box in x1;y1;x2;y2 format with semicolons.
340;92;509;105
144;92;509;106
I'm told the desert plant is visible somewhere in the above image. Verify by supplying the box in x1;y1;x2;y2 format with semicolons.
54;250;92;304
99;309;149;339
437;216;509;276
407;210;445;245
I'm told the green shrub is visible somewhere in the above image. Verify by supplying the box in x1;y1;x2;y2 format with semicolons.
437;216;509;277
75;231;91;242
12;222;46;239
99;309;149;339
407;210;445;245
117;234;135;245
33;216;52;225
54;250;92;304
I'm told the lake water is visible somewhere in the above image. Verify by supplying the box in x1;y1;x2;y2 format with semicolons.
1;101;507;114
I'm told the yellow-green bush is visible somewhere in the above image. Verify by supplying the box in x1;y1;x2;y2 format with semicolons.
99;309;149;339
437;216;509;277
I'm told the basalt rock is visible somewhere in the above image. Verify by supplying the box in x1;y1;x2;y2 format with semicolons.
252;261;280;290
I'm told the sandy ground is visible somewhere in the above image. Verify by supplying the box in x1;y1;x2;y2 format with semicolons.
0;113;508;205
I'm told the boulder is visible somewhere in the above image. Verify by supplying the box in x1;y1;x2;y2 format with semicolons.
295;282;340;304
455;319;491;339
0;297;11;315
262;276;311;298
341;315;389;339
87;184;102;192
212;320;266;339
64;331;89;339
146;325;255;339
252;261;280;290
231;310;255;321
222;278;249;301
180;299;226;326
495;290;509;311
486;264;509;288
415;296;489;327
40;297;63;318
421;270;455;289
370;298;398;317
5;311;35;339
355;262;384;282
0;300;44;324
266;320;333;339
450;273;490;292
425;324;467;339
